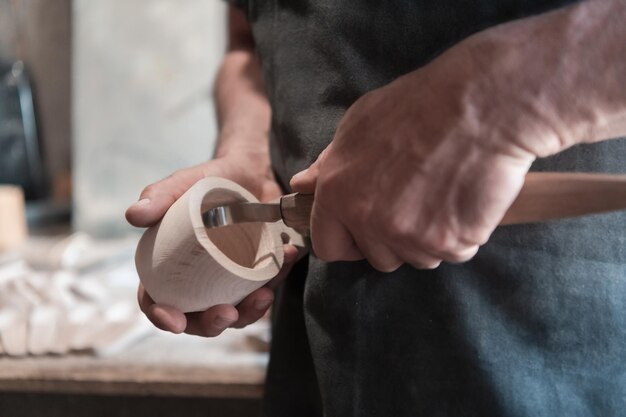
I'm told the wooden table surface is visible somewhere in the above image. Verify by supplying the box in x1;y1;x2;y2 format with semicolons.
0;327;268;399
0;234;269;400
0;356;265;399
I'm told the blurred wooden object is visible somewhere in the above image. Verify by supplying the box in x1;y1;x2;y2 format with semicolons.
0;0;72;198
0;186;28;252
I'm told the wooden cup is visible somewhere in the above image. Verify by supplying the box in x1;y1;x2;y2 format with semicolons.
135;177;303;313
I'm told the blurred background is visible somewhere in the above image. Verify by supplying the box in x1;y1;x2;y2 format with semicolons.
0;1;268;416
1;0;225;234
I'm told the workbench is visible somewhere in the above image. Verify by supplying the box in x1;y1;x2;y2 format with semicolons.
0;233;269;416
0;326;268;416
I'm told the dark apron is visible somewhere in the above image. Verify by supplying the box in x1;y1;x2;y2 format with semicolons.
242;1;626;416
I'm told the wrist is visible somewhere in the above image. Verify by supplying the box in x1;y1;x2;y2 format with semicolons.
461;1;622;158
461;36;568;159
214;128;270;158
210;145;280;201
214;133;273;177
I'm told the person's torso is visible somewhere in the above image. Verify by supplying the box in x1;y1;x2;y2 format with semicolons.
246;2;626;416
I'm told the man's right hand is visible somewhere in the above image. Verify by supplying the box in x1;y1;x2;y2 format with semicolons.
126;152;298;337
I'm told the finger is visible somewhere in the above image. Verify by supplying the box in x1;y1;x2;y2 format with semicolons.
355;240;403;273
290;143;333;194
125;164;210;227
290;168;317;194
282;243;299;265
184;304;239;337
137;283;154;315
146;304;187;334
395;248;442;270
266;244;299;291
437;244;480;264
310;203;363;261
231;286;274;329
138;284;187;333
396;235;480;265
407;256;442;270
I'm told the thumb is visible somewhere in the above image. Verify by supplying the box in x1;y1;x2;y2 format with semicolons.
125;163;210;227
290;143;332;194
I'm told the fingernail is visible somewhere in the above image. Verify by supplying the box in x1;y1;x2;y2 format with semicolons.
214;315;233;328
132;198;151;208
254;299;273;310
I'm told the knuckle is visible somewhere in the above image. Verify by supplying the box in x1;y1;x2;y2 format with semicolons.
363;245;402;273
408;258;441;270
459;226;492;247
422;261;442;270
232;311;262;329
423;230;460;254
443;254;468;264
387;215;416;241
167;168;186;179
369;259;402;273
436;234;459;254
140;183;160;198
399;248;441;270
471;230;491;246
444;245;480;264
445;251;470;263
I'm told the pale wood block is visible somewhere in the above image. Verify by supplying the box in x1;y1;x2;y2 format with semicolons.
27;306;59;356
66;304;101;351
0;186;28;252
49;311;72;355
90;302;135;348
0;309;27;356
0;259;29;286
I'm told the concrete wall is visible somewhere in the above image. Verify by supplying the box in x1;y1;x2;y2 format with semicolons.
0;0;72;199
72;0;227;236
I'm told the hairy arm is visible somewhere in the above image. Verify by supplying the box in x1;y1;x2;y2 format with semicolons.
291;0;626;271
465;0;626;157
127;7;296;336
214;7;271;159
126;6;276;226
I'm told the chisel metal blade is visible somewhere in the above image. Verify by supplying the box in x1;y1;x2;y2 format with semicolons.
202;202;282;229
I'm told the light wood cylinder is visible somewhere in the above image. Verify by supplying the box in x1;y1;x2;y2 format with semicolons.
135;177;300;313
0;186;28;252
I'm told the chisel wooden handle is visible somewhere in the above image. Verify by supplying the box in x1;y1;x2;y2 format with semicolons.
280;192;315;231
500;172;626;225
280;172;626;232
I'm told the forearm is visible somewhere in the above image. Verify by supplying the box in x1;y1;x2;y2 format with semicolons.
465;0;626;157
213;6;271;159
